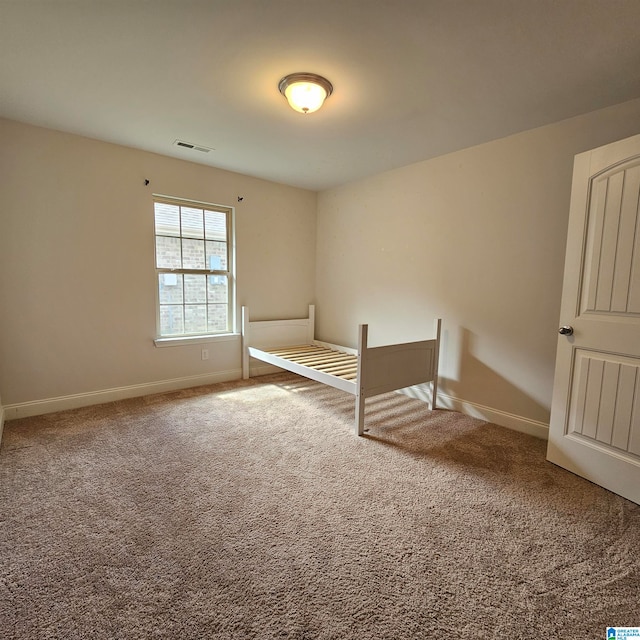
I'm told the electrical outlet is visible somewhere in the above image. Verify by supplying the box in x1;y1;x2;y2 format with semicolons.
201;349;209;361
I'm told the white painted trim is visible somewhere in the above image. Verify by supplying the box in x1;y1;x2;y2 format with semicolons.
250;363;289;377
2;368;549;441
399;386;549;439
2;369;242;421
439;393;548;439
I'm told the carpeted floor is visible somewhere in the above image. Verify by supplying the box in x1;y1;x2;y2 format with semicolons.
1;372;638;639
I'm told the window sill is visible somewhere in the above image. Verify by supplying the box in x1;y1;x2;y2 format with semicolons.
154;333;240;348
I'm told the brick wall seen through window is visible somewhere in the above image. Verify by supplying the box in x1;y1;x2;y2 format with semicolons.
154;197;233;337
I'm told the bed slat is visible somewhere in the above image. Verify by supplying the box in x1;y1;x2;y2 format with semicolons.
287;353;355;366
267;345;323;357
323;366;358;377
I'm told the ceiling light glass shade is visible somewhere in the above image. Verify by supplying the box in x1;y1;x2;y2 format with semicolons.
278;73;333;114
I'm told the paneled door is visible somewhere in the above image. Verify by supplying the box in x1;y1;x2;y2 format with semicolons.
547;133;640;505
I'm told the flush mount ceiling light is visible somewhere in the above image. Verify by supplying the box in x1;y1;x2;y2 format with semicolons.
278;72;333;114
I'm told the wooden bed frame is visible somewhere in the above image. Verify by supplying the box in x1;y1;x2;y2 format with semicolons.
241;305;441;435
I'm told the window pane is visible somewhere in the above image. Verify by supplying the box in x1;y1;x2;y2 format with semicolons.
154;199;232;338
183;274;207;304
205;210;227;241
159;305;184;336
181;207;204;239
154;203;180;237
207;274;228;303
156;236;181;269
208;304;228;332
184;305;207;334
206;240;228;271
158;273;183;304
181;238;205;269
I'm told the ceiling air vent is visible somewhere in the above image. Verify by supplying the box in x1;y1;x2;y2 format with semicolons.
173;140;213;153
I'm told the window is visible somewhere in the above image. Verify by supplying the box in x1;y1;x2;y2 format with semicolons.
153;196;234;338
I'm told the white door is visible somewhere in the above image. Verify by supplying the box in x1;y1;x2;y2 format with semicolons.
547;133;640;505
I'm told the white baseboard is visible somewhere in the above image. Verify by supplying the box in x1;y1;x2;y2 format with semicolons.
438;393;548;439
3;368;549;441
250;369;549;440
399;385;549;440
250;363;286;377
3;369;243;421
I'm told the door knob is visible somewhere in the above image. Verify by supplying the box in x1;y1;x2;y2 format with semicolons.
559;326;574;336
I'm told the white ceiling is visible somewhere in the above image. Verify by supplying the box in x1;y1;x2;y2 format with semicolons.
2;0;640;191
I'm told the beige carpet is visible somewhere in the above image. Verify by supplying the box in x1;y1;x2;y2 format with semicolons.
1;373;638;639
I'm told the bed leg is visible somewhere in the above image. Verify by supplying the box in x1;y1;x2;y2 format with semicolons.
355;323;368;436
430;318;442;410
430;378;438;411
355;393;365;436
241;306;250;379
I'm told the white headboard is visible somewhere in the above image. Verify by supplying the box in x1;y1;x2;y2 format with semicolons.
241;305;315;378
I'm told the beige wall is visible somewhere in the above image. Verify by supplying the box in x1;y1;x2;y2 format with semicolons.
0;118;316;408
316;98;640;431
3;98;640;428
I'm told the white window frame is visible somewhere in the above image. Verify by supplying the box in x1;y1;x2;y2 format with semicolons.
152;195;236;346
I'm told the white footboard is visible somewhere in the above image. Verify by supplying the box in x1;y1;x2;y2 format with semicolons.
362;318;441;402
355;318;441;435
